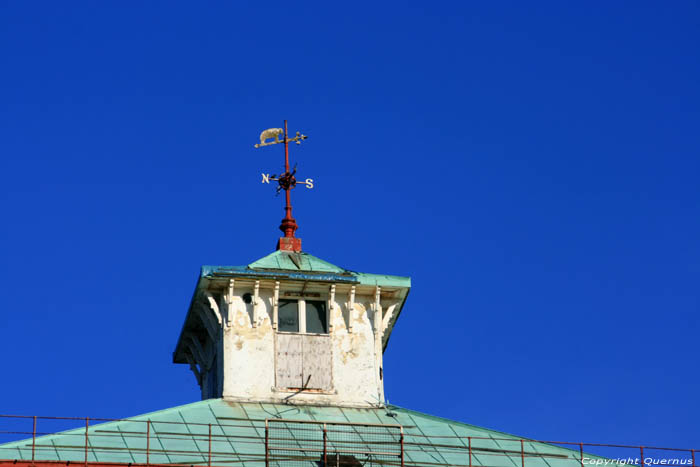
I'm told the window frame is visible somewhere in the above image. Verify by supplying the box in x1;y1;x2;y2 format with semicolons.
276;297;330;335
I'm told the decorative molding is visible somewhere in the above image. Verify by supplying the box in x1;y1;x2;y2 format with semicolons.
253;280;260;328
184;352;201;387
374;286;382;336
203;338;216;369
373;286;384;405
328;284;336;332
348;286;356;333
204;291;222;325
381;302;399;336
186;333;210;370
194;304;217;342
273;281;280;330
227;279;234;327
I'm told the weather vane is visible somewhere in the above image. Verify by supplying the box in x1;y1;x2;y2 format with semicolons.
256;120;313;252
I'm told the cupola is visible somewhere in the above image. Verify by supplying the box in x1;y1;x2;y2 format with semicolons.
172;121;410;407
172;250;410;407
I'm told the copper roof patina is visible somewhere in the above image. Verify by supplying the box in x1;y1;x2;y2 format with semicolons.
0;400;598;467
202;250;411;287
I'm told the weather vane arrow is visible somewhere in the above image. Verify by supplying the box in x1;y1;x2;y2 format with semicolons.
256;120;313;252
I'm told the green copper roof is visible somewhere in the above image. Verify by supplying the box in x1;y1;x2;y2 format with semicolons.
202;250;411;288
0;399;596;467
248;250;347;273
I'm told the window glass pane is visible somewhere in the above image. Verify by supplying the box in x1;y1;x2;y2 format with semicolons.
278;300;299;332
305;300;328;334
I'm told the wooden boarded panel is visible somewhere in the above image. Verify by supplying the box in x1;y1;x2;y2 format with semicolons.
302;335;332;390
275;334;302;389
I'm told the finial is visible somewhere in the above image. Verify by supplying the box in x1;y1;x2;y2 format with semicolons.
256;120;313;252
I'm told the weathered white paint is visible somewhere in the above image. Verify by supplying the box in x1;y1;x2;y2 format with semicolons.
382;302;398;332
373;286;384;404
302;334;332;390
347;286;356;333
276;333;303;388
181;279;405;407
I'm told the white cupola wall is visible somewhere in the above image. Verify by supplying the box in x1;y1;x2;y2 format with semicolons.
173;250;410;407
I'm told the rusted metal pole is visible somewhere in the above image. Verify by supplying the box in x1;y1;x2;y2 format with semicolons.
323;424;327;467
521;439;525;467
31;416;36;464
146;420;150;466
468;436;472;467
208;424;212;467
640;446;644;467
278;119;298;240
84;417;89;467
284;120;289;179
579;442;584;467
283;120;292;236
691;449;695;467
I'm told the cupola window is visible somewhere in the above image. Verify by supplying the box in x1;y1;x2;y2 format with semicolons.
278;299;300;332
305;300;327;334
277;298;328;334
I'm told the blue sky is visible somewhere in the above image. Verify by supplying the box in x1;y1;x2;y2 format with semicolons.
1;1;698;451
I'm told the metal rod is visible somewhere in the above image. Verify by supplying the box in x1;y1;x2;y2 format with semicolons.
323;423;327;467
267;418;402;428
640;446;645;467
84;417;89;467
208;424;212;467
691;449;695;467
283;120;293;237
146;420;150;466
284;120;289;176
264;445;399;457
468;436;472;467
580;442;584;467
265;420;269;467
521;439;525;467
277;119;298;239
31;415;36;464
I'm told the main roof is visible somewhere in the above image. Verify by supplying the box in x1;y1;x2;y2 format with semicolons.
0;399;590;467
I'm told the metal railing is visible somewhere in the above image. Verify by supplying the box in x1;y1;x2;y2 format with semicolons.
0;414;696;467
265;418;403;466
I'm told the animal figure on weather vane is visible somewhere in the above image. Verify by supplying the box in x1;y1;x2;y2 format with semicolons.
256;120;313;252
